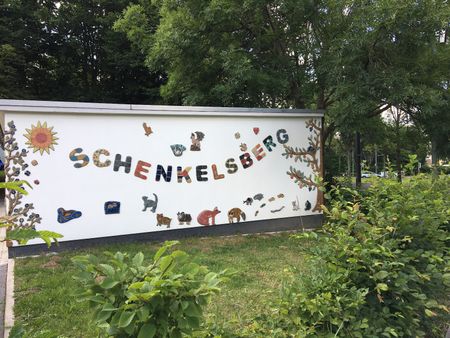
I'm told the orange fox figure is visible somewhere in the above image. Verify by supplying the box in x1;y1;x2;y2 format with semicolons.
228;208;246;223
197;207;221;226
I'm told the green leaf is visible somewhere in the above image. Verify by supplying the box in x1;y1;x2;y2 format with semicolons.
138;323;156;338
153;241;179;262
101;303;117;312
100;277;119;289
137;306;150;321
0;181;31;194
373;271;389;280
132;252;144;267
118;311;135;328
376;283;389;292
98;264;115;276
424;309;436;317
185;302;201;318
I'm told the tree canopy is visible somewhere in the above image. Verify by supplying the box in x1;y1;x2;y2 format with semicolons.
0;0;164;103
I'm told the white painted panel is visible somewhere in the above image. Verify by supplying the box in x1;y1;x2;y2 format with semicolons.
4;107;322;244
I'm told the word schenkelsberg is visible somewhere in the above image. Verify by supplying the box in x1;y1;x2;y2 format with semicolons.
69;129;289;183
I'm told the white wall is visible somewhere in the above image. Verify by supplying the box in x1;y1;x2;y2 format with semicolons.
5;110;322;243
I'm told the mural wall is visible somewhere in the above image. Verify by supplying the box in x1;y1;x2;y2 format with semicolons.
3;105;323;244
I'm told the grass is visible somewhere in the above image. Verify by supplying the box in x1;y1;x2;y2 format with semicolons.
14;232;309;337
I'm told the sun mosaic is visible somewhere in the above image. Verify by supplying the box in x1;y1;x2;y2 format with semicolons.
24;121;59;155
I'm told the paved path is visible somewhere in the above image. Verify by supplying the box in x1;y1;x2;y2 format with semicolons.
0;201;6;335
0;200;11;338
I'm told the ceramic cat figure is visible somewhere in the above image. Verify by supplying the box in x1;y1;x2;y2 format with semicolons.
156;213;171;228
197;207;221;226
142;193;158;213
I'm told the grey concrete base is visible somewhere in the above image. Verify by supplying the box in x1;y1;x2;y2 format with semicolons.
9;214;322;257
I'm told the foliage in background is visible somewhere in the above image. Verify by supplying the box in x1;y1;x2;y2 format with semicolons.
72;241;231;338
246;174;449;337
0;0;163;103
116;0;449;162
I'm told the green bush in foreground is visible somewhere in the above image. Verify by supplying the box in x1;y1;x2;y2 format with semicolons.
250;174;449;337
72;241;230;338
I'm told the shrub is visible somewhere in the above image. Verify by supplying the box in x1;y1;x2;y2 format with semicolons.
263;174;449;337
72;241;230;338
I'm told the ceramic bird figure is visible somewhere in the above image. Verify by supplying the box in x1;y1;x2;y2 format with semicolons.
143;123;153;136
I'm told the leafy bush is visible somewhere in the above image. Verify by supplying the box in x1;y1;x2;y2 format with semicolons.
0;181;62;246
72;241;230;338
257;174;449;337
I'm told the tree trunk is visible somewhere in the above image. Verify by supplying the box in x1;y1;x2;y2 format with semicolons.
347;149;351;177
374;146;378;174
395;116;402;182
431;138;438;165
355;132;361;188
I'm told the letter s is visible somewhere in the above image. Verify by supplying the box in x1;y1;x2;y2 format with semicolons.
69;148;89;168
225;158;238;174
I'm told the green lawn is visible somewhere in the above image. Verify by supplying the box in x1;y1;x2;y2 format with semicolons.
14;232;309;337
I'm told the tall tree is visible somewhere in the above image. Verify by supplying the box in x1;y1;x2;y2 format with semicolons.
117;0;448;135
0;0;164;103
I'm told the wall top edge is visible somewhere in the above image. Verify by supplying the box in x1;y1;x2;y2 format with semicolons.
0;99;324;117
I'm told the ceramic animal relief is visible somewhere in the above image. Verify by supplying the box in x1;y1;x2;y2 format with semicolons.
104;201;120;215
243;197;253;205
170;144;186;157
228;208;246;223
292;196;300;211
253;193;264;201
270;206;285;213
57;208;82;223
305;200;312;211
156;214;171;228
197;207;221;226
234;132;240;139
142;193;158;213
277;193;285;198
177;212;192;225
190;131;205;151
268;197;275;202
143;122;153;136
24;121;58;155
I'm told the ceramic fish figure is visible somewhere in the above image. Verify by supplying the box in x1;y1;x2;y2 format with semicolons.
104;201;120;215
57;208;82;223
